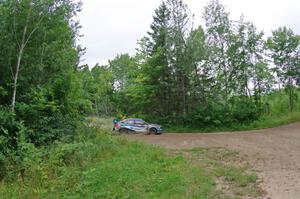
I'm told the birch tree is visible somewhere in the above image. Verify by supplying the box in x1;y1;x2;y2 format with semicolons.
8;0;51;111
203;0;232;106
267;27;300;111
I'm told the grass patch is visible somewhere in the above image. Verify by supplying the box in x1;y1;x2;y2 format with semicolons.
245;111;300;130
0;127;216;199
0;125;263;198
178;148;264;199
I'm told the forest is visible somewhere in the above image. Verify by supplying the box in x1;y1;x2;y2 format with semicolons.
0;0;299;197
81;0;300;128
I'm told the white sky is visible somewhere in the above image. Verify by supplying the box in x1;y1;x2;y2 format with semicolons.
77;0;300;67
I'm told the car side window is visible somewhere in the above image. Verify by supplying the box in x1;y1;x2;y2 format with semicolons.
127;120;134;124
134;120;145;125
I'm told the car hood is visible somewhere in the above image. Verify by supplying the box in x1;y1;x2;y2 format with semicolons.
148;124;162;128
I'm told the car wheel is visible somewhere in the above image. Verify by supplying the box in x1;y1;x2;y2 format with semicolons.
149;128;158;135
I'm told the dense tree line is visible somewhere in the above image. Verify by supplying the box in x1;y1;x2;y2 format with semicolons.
83;0;300;127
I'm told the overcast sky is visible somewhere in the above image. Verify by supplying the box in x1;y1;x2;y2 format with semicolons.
77;0;300;67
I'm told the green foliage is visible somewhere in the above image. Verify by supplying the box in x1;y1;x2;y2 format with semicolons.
0;0;299;196
79;64;116;116
0;127;220;199
267;26;300;112
0;0;86;180
0;107;23;180
173;89;300;132
0;107;22;152
100;0;300;130
230;96;262;123
247;89;300;129
0;106;44;181
0;125;262;199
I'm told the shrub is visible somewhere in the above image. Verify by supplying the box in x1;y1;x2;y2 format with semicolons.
230;97;262;124
0;106;42;180
16;88;78;146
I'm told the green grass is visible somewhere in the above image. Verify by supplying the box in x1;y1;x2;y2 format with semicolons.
0;125;263;199
182;148;263;199
0;127;214;199
238;111;300;130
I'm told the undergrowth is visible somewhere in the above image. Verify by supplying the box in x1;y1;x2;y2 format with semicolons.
0;126;215;198
0;124;263;198
168;90;300;133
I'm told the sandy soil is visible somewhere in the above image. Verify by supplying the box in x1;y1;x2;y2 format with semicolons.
128;123;300;199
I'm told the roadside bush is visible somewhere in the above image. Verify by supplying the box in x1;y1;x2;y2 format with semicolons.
0;106;42;181
185;97;263;129
48;142;85;167
0;152;8;181
230;97;262;124
11;132;42;181
16;88;78;146
188;102;231;128
0;107;22;151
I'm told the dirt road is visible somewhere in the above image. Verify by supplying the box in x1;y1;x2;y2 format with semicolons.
129;123;300;199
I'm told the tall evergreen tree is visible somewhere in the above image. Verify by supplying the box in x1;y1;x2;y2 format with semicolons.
166;0;192;121
146;1;170;56
143;2;172;117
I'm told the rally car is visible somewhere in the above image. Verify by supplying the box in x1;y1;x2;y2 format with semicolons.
114;118;163;135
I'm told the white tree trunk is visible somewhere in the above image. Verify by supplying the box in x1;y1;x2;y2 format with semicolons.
11;24;28;112
11;7;44;112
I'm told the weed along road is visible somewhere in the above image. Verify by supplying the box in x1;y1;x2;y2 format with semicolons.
128;122;300;199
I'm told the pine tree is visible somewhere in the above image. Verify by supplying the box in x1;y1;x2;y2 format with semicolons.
121;2;173;119
166;0;192;121
146;1;170;56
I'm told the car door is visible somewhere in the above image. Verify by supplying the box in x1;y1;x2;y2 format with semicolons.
133;120;148;133
120;119;135;131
